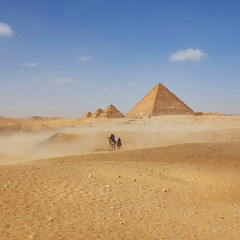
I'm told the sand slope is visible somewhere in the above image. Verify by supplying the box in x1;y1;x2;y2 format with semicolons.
1;142;240;240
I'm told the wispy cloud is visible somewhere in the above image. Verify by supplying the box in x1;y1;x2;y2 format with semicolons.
22;62;39;67
0;22;14;37
79;55;92;62
54;78;74;84
127;82;136;87
170;48;207;62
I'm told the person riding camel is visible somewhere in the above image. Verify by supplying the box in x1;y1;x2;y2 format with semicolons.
110;133;115;141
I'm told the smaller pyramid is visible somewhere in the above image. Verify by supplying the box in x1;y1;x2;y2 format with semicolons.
100;104;124;118
91;109;104;118
82;112;92;119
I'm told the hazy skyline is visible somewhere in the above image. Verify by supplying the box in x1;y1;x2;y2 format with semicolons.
1;0;240;117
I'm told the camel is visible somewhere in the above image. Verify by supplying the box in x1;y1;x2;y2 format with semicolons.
108;137;116;150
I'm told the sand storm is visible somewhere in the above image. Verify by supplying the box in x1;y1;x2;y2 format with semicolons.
0;115;240;164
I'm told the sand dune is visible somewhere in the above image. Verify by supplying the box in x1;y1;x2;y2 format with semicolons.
39;133;82;144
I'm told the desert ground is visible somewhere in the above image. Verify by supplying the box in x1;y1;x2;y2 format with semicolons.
1;114;240;239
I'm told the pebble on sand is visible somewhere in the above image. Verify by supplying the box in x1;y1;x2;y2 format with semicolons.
28;234;35;239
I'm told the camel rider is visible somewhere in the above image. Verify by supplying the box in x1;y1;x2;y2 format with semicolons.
110;133;115;141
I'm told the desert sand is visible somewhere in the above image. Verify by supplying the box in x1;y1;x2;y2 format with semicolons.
1;115;240;239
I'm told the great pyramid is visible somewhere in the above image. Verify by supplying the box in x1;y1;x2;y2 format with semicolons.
91;109;103;118
126;83;194;117
100;104;124;118
82;111;92;119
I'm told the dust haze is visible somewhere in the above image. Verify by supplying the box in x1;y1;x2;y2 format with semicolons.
0;115;240;165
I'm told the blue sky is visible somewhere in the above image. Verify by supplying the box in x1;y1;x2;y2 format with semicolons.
0;0;240;117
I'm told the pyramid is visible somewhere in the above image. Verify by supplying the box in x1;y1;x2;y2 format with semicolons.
82;111;92;119
126;83;194;117
91;109;104;118
100;104;124;118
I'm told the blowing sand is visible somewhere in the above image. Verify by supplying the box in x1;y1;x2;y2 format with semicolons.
0;115;240;239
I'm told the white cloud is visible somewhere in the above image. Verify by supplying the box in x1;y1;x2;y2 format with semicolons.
170;48;207;62
79;55;92;62
54;78;74;84
22;62;39;67
0;22;14;37
127;82;136;87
